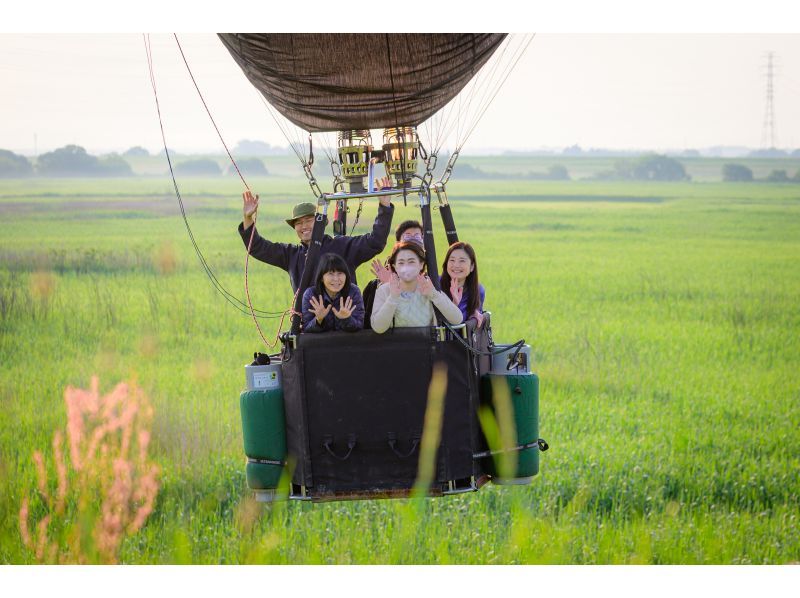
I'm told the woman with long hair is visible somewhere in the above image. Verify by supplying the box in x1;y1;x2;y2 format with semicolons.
301;253;364;332
370;242;462;333
440;241;485;327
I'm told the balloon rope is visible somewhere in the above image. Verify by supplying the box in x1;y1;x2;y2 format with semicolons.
170;34;297;346
432;34;514;155
418;34;533;162
244;217;295;350
457;34;536;152
256;93;306;165
143;34;283;318
173;34;250;191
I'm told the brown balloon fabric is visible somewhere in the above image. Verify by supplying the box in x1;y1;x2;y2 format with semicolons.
218;33;507;132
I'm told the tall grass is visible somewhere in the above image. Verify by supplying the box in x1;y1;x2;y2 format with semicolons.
17;377;159;563
1;171;799;563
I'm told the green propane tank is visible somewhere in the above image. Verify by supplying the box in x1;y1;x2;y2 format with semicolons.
480;372;539;484
240;361;286;501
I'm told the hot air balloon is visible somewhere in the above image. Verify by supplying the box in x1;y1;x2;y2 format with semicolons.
146;33;548;502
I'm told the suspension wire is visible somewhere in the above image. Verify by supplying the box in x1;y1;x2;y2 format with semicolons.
433;51;478;154
317;130;345;191
256;91;331;208
318;130;338;165
255;93;307;165
249;39;316;179
173;35;305;346
426;35;512;156
456;35;516;143
255;93;329;205
456;34;535;152
173;34;249;191
429;34;517;156
348;198;364;235
143;34;285;319
417;34;534;166
244;216;296;349
420;37;466;158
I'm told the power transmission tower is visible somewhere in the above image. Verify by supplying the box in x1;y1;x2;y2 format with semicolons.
761;52;777;150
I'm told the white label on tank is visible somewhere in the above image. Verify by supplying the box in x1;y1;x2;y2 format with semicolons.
252;371;279;390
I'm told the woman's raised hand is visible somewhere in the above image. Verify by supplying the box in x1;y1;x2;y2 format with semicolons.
389;273;402;297
450;280;463;306
371;258;391;284
418;274;435;297
309;295;332;323
332;296;354;319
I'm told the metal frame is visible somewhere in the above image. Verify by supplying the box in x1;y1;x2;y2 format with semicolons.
321;186;424;202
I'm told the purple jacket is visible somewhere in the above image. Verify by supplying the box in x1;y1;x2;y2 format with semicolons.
238;203;394;292
301;285;365;332
441;279;486;321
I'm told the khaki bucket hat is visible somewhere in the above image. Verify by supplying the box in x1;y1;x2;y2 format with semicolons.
285;202;317;228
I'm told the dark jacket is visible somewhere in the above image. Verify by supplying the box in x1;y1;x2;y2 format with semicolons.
238;203;394;292
301;285;365;332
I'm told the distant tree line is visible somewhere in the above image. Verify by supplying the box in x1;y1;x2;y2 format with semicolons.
722;163;800;183
0;149;34;177
173;157;269;176
561;144;800;159
454;163;570;180
232;139;289;156
592;154;690;182
0;145;268;178
0;145;133;178
747;148;800;158
123;146;150;157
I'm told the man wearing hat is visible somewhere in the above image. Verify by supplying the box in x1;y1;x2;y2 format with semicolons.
238;189;394;293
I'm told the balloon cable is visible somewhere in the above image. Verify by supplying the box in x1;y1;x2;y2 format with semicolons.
144;34;276;316
244;214;294;350
144;34;291;355
173;34;250;191
171;33;296;347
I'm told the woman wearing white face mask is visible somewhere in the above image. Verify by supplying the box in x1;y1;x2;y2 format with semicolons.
370;242;463;333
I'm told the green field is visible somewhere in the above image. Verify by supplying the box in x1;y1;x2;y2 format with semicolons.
1;165;799;564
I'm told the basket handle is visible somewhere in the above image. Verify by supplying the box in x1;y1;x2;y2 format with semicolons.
323;433;357;461
387;432;420;459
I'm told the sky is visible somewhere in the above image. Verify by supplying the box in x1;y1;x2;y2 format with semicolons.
2;4;800;156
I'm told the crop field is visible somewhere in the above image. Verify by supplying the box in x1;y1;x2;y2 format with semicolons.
1;166;799;564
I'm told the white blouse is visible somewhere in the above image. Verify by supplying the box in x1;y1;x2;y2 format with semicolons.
370;283;463;333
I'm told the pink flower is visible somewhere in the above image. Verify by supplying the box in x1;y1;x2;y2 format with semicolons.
19;497;31;549
20;375;160;564
33;451;48;500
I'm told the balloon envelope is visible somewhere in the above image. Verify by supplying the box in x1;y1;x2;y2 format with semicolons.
218;33;507;133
